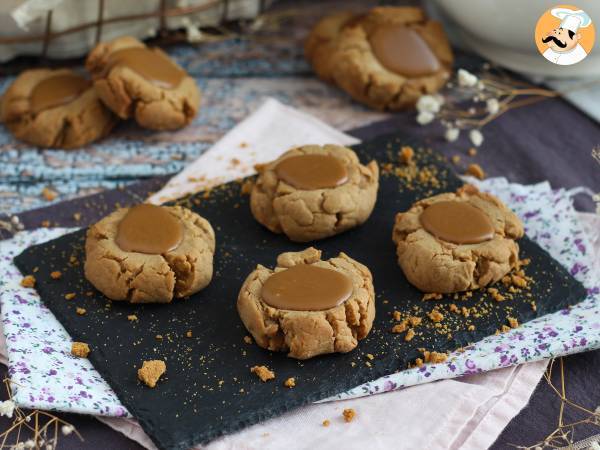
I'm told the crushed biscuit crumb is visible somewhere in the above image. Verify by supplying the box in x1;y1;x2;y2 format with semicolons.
511;275;528;288
71;342;90;358
405;328;415;342
428;310;444;323
399;146;414;164
322;419;330;427
422;292;442;301
487;287;506;302
408;316;422;327
392;310;402;321
127;315;138;322
76;307;86;315
41;187;58;201
508;317;519;329
468;325;476;331
423;350;448;364
50;271;62;280
284;377;296;388
392;322;407;334
73;212;82;221
468;147;477;157
243;335;253;344
466;163;485;180
451;155;461;165
20;275;36;288
251;365;275;382
343;408;356;423
186;330;193;338
138;360;166;388
65;293;76;300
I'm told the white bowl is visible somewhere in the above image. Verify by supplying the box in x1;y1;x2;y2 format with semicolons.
430;0;600;78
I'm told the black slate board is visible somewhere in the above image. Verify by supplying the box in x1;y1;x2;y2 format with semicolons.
14;133;587;450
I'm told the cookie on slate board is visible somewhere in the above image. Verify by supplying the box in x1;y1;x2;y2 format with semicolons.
250;144;379;242
85;204;215;303
0;68;116;148
237;247;375;360
305;6;453;110
392;185;524;293
85;36;200;130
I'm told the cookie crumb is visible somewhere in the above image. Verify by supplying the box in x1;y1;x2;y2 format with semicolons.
467;147;477;157
71;342;90;358
20;275;36;288
50;271;62;280
155;334;163;340
408;316;422;327
366;353;374;360
467;324;476;331
422;293;442;301
41;187;58;201
186;330;193;338
451;155;461;165
415;357;424;367
511;274;528;288
127;315;138;322
500;325;512;333
423;350;448;364
487;287;506;302
243;335;253;344
508;317;519;329
65;293;76;300
342;408;356;423
76;307;86;315
392;322;407;334
73;212;82;221
428;310;444;323
466;163;485;180
405;328;415;342
530;301;537;311
322;419;330;427
41;220;51;228
284;377;296;388
392;310;402;321
138;360;166;388
399;146;414;164
250;365;275;382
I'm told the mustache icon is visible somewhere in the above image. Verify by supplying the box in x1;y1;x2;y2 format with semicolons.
542;35;567;48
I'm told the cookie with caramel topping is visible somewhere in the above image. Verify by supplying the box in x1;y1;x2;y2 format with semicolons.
0;68;116;148
392;185;524;293
86;36;200;130
85;204;215;303
305;7;453;110
237;247;375;360
250;144;379;242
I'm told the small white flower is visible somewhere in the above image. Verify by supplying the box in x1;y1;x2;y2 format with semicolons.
469;129;484;147
61;424;74;436
486;98;500;115
416;95;442;114
457;68;478;87
0;400;15;418
445;127;460;142
587;441;600;450
24;440;35;449
25;415;31;422
416;111;435;125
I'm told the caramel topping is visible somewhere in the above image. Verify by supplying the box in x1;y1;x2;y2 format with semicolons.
275;154;348;190
115;204;183;254
369;26;440;77
30;74;90;114
105;47;185;89
261;264;353;311
420;201;494;245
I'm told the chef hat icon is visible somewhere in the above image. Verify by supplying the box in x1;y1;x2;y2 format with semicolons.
551;8;592;33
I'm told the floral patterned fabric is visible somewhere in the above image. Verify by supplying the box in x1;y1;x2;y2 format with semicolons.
0;178;598;415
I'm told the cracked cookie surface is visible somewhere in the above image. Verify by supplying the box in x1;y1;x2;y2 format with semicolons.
392;185;524;293
85;205;215;303
85;36;200;131
237;248;375;360
250;144;379;242
305;6;453;110
0;68;116;148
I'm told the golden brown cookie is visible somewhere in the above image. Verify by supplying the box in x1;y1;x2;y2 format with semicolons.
392;185;524;293
237;247;375;360
85;204;215;303
305;7;453;110
0;68;116;148
85;36;200;131
250;144;379;242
